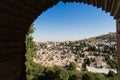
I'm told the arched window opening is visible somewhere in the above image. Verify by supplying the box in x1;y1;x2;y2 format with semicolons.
26;1;117;80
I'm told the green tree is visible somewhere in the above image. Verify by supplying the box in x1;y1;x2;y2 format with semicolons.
82;63;87;71
59;69;69;80
107;70;116;77
54;65;63;78
25;24;37;80
84;58;91;66
107;59;117;69
44;67;55;80
68;71;82;80
94;73;106;80
26;23;36;61
82;72;94;80
69;62;77;71
107;70;118;80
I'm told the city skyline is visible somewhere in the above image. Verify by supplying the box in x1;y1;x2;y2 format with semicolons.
33;1;116;42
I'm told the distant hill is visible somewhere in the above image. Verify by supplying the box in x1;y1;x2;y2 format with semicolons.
35;32;116;43
85;32;116;43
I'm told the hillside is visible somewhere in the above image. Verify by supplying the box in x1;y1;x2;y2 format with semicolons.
86;32;116;43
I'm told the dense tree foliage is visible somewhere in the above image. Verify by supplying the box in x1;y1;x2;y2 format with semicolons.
26;24;37;80
69;62;77;71
84;58;91;66
104;54;117;69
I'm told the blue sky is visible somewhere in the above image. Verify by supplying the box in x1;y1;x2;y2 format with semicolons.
33;1;115;42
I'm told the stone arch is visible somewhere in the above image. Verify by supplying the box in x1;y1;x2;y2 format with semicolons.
0;0;120;80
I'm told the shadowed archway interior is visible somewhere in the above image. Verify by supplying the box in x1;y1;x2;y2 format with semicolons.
0;0;120;80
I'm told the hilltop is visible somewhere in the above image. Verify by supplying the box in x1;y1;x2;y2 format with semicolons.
85;32;116;43
35;32;116;44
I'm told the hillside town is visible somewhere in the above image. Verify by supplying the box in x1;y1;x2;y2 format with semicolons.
33;33;117;74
